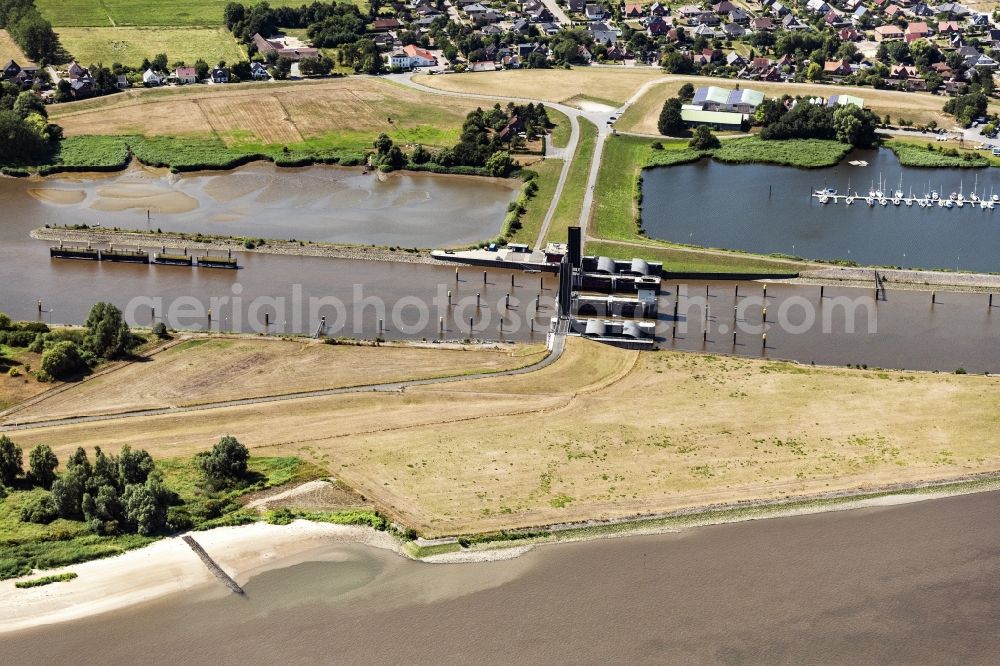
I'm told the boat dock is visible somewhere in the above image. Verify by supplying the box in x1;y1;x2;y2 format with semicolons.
49;243;239;269
812;192;998;210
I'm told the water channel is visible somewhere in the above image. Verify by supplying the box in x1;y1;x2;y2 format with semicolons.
641;148;1000;273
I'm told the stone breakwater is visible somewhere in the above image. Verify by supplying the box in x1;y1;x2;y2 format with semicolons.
31;227;443;266
796;266;1000;291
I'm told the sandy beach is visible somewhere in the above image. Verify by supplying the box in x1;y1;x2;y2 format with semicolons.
0;521;401;635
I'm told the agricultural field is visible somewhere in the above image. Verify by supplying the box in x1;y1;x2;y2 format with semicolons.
0;29;30;66
55;27;246;68
34;0;307;27
49;78;488;151
10;338;1000;536
6;336;545;424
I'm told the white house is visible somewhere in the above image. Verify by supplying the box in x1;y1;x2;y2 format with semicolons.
142;69;163;86
389;44;438;69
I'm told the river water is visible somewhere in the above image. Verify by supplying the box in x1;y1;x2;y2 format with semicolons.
2;165;1000;369
5;490;1000;664
641;149;1000;273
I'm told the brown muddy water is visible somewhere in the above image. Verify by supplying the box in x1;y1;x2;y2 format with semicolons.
11;163;519;247
3;167;1000;368
5;491;1000;664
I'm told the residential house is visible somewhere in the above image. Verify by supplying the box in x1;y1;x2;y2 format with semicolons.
936;2;970;19
723;23;745;37
648;16;670;36
406;44;438;66
851;6;868;21
568;0;586;12
211;67;229;84
589;21;618;45
726;52;746;67
906;21;930;38
67;60;90;81
372;18;403;31
781;14;807;29
174;66;198;84
750;17;775;30
729;8;749;24
910;2;934;16
250;61;270;79
116;74;129;89
142;69;163;86
623;3;644;18
937;21;962;35
712;1;737;13
2;59;20;79
823;59;853;76
805;0;830;13
838;27;860;41
584;4;605;20
873;25;904;41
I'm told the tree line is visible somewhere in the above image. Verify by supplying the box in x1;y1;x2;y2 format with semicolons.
0;80;61;164
0;0;59;63
1;435;252;536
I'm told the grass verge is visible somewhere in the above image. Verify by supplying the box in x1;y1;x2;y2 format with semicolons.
546;107;571;149
885;138;991;168
514;158;562;244
14;572;78;588
547;117;597;243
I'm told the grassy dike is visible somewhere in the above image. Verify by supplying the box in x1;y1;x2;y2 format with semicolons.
588;135;850;274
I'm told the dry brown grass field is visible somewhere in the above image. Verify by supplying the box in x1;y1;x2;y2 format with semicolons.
49;78;489;148
9;338;1000;536
6;336;545;424
413;69;663;106
0;30;30;66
